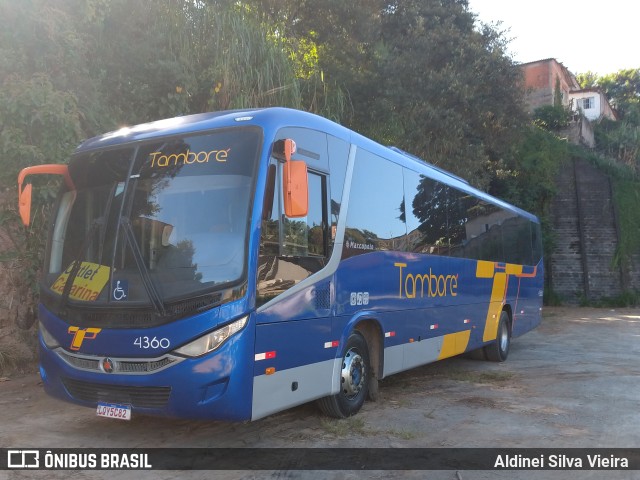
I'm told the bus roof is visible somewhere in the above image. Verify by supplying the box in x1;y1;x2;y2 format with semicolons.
75;107;538;223
75;108;348;153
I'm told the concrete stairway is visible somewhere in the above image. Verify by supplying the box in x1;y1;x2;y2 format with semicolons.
550;158;622;302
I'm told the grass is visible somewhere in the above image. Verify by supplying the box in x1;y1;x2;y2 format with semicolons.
320;416;421;441
577;146;640;266
435;368;515;385
612;178;640;266
319;416;367;437
0;350;16;375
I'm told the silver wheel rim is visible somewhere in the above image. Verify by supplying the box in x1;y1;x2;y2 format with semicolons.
341;348;366;399
499;322;509;352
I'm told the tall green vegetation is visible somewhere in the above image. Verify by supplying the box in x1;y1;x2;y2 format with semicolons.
0;0;558;323
493;125;568;224
612;178;640;265
1;0;533;200
0;0;336;317
578;68;640;119
578;68;640;174
595;117;640;173
92;1;310;122
249;0;528;190
577;68;640;271
492;120;569;296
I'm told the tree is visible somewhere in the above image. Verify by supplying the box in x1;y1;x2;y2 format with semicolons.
577;68;640;172
0;0;324;320
577;68;640;121
85;1;310;126
368;0;528;189
252;0;528;189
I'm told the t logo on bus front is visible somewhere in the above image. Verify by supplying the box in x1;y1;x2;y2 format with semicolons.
67;326;102;351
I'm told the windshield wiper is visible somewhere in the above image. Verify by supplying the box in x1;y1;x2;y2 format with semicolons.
120;217;167;316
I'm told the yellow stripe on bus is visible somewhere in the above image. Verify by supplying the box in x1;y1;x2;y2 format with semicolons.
438;330;471;360
505;263;523;275
475;260;495;279
482;272;507;342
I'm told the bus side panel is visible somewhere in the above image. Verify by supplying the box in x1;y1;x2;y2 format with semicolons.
251;310;334;420
334;252;486;377
335;252;542;378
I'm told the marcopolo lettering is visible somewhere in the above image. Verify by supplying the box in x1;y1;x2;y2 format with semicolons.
394;262;458;299
149;148;230;168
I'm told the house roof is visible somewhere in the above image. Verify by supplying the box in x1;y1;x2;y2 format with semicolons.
520;58;581;90
571;87;600;94
518;58;558;67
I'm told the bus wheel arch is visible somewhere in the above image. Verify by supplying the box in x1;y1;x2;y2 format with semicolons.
316;318;383;417
317;330;370;418
484;308;512;362
353;319;383;402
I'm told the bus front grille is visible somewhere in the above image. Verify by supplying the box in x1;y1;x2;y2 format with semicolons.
61;377;171;408
55;349;183;375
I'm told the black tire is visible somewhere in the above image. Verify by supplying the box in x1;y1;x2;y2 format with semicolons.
483;310;511;362
317;331;370;418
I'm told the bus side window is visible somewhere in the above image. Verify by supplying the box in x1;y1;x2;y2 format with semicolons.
327;135;349;250
403;171;447;255
343;149;406;258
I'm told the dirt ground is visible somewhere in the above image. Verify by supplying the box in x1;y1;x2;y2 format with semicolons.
1;307;639;480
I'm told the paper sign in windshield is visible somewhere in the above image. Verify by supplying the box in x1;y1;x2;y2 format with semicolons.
51;261;110;302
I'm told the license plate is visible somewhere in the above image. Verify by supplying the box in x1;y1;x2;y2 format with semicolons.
96;402;132;421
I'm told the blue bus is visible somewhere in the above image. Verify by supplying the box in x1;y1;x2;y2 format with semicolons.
18;108;543;421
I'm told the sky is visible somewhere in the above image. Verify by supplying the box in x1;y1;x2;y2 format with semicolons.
467;0;639;76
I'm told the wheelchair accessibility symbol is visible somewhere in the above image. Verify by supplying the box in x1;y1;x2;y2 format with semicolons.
112;280;128;301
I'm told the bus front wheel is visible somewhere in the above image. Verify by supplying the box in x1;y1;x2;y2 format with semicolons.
484;311;511;362
317;331;370;418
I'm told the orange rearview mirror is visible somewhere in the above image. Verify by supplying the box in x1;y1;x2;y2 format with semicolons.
19;183;33;227
283;160;308;218
281;139;308;218
17;164;74;227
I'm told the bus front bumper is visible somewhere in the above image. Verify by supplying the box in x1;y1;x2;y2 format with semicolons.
37;329;254;421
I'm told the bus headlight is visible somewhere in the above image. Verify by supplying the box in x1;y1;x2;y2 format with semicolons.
174;316;248;358
39;322;59;349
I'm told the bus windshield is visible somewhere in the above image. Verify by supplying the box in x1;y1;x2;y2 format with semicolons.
43;127;261;313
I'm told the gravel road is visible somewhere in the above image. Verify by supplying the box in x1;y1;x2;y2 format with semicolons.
1;307;639;480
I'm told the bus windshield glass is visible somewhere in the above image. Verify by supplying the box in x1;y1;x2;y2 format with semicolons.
43;127;261;309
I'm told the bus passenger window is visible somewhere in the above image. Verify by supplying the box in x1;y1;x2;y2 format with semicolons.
403;171;448;255
343;149;406;258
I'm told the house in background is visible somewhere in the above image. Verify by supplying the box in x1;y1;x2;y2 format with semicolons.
569;88;617;122
521;58;580;111
520;58;617;147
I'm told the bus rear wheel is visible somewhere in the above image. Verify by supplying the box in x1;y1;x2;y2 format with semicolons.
484;310;511;362
317;331;370;418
